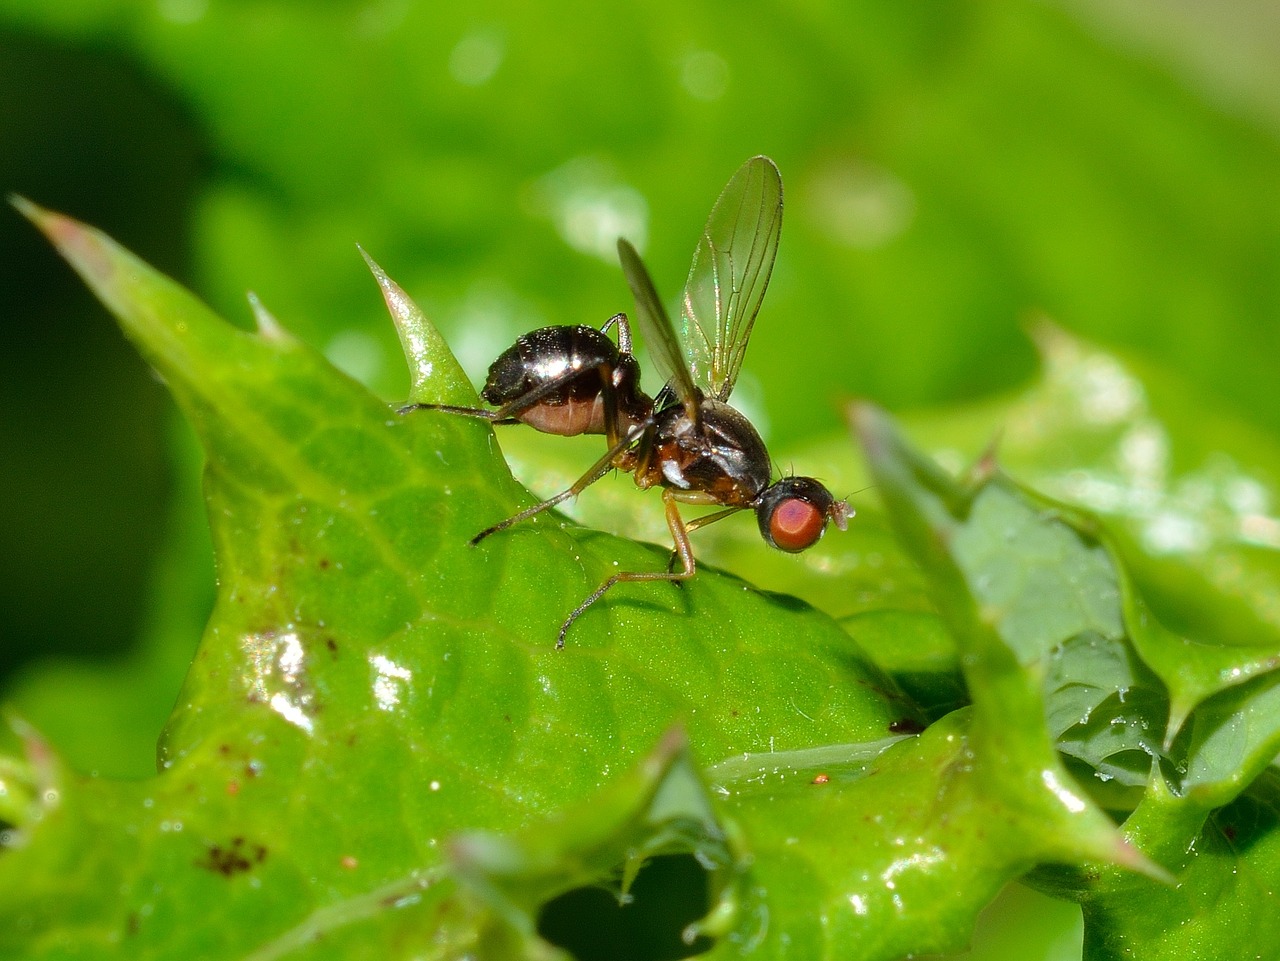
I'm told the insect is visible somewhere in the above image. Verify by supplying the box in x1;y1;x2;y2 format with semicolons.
401;156;850;646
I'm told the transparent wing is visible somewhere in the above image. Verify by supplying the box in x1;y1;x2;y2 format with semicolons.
680;156;783;401
617;238;700;421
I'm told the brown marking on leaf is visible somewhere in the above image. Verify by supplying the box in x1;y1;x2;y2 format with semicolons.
197;837;269;877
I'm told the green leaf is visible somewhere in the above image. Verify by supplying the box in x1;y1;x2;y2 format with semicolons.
1122;577;1280;749
1167;672;1280;810
838;610;964;721
710;711;1082;959
451;728;737;956
852;405;1155;875
961;324;1280;659
2;205;935;958
876;330;1280;957
1044;629;1165;796
1073;772;1280;961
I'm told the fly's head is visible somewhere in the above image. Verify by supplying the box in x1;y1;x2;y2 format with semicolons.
755;476;851;553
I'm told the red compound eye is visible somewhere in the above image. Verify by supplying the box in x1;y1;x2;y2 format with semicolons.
769;497;825;552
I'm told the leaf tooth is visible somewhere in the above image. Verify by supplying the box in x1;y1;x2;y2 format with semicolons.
246;291;294;343
11;195;115;286
357;245;474;406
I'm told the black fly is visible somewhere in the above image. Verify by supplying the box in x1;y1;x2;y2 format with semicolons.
401;156;850;645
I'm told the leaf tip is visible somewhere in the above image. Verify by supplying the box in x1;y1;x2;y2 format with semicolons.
245;291;293;343
1113;837;1178;886
648;724;688;771
358;244;398;303
359;246;427;344
360;245;475;406
8;192;42;222
10;195;76;244
9;197;120;293
1;711;64;831
848;399;887;446
972;431;1002;482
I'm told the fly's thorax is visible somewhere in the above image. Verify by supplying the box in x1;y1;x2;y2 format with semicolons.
612;353;654;431
642;397;772;504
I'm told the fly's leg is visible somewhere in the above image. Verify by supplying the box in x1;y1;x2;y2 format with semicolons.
600;312;632;354
663;507;742;576
470;419;650;547
398;365;596;423
558;489;696;649
598;363;624;450
397;402;516;422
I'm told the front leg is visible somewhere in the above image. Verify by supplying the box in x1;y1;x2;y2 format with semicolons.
470;419;651;546
397;402;514;423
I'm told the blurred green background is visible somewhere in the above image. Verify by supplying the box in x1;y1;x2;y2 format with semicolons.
3;0;1280;794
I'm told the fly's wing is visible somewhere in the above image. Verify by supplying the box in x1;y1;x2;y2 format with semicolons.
617;237;701;422
680;156;783;401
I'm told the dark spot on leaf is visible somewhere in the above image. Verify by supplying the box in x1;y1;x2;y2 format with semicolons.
538;853;713;961
1222;824;1237;842
126;913;139;936
730;709;739;718
889;717;925;735
319;557;331;569
325;637;338;657
197;837;269;877
503;714;511;723
811;773;830;785
218;743;231;755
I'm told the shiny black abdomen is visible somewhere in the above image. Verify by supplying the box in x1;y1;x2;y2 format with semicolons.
482;326;618;406
647;398;772;504
480;325;650;437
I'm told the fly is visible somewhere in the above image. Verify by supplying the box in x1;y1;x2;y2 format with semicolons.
401;156;851;646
